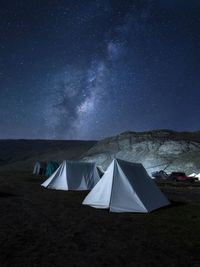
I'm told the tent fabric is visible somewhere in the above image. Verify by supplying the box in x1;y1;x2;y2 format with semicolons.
33;161;47;175
83;158;170;213
97;166;105;177
195;173;200;180
41;160;100;191
45;161;59;177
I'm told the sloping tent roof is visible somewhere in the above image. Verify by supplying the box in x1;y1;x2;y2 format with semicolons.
41;160;100;191
83;158;170;213
45;161;59;177
33;161;47;175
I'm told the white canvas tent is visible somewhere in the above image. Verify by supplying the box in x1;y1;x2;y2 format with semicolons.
83;159;170;213
41;160;100;191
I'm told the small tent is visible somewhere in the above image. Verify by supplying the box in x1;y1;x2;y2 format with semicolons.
45;161;59;177
83;159;170;213
33;161;47;175
41;160;100;190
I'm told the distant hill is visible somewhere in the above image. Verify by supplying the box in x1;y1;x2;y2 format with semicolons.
1;130;200;175
0;140;96;171
81;130;200;175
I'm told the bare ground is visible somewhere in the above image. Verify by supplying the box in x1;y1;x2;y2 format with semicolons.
0;171;200;267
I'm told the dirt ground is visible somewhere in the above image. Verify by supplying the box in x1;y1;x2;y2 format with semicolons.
0;171;200;267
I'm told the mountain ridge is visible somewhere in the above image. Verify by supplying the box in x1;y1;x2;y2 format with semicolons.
1;130;200;174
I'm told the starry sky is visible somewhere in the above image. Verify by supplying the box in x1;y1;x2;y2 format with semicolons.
0;0;200;140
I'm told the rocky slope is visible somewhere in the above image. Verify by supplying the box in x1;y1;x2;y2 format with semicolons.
1;130;200;175
82;130;200;175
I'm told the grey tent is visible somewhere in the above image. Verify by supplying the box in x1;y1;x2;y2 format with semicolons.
33;161;47;175
83;159;170;213
41;160;100;191
97;166;105;177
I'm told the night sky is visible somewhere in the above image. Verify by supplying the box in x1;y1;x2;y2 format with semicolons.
0;0;200;140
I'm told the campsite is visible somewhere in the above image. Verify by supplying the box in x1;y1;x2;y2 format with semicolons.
1;0;200;266
0;138;200;267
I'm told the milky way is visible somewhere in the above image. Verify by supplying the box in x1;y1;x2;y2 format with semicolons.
43;1;154;139
0;0;200;139
44;61;109;139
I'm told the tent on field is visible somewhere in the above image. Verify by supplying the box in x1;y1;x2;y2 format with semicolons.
83;158;170;213
33;161;47;175
41;160;100;190
45;161;59;177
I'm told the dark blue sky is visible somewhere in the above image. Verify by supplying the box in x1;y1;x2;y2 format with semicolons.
0;0;200;139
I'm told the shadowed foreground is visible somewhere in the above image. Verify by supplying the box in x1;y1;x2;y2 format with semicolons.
0;171;200;267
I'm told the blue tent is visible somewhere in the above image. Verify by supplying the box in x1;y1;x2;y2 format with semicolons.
45;161;59;177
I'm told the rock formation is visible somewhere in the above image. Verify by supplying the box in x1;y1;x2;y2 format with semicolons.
82;130;200;175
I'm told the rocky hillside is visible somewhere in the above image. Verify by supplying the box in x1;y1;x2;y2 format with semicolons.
82;130;200;175
1;130;200;175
